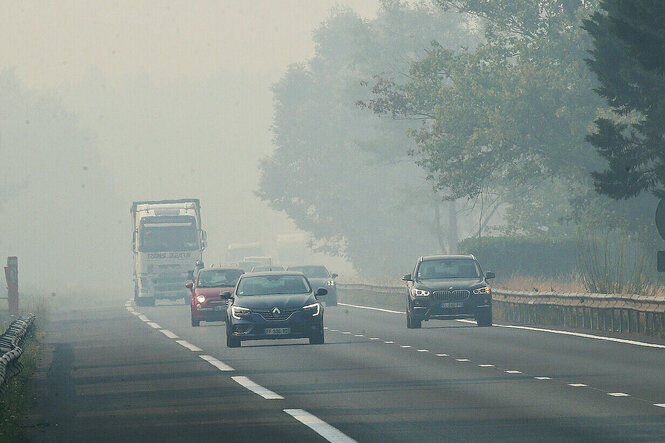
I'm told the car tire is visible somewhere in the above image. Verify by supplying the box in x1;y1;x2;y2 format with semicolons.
407;303;421;329
191;316;200;327
226;330;241;348
309;331;325;345
476;308;492;327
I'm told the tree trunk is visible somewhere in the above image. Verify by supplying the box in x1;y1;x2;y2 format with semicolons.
448;200;458;254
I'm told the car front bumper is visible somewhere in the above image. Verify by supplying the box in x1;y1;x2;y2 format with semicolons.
411;294;491;320
228;311;323;341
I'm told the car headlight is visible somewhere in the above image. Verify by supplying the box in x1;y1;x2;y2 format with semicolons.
473;287;491;295
231;306;251;319
412;288;430;297
196;295;206;303
302;303;321;316
326;280;335;286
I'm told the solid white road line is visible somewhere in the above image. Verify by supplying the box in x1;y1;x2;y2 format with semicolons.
176;340;202;352
569;383;588;387
284;409;357;443
339;302;665;350
160;329;179;339
199;354;234;372
338;302;402;315
608;392;630;397
232;376;284;400
147;322;161;329
138;314;149;322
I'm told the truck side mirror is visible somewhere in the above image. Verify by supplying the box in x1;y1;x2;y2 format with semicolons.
402;274;412;281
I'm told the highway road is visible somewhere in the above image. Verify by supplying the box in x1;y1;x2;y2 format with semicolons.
26;298;665;442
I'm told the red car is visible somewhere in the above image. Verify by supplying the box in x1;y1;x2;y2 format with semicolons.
187;268;244;326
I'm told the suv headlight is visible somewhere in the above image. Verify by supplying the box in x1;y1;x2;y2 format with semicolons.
473;287;491;295
412;288;430;297
196;295;206;303
326;280;335;286
302;303;321;316
231;306;251;319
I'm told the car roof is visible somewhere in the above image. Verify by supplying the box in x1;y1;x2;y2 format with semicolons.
241;271;306;278
199;267;244;272
420;254;476;261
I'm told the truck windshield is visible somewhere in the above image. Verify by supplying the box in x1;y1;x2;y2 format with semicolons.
139;217;198;252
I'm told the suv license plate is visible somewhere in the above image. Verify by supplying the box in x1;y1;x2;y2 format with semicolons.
441;302;464;308
265;327;290;335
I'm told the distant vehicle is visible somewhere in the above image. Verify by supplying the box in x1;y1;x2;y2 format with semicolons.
250;265;285;272
226;242;263;263
239;256;273;273
221;271;327;347
402;255;494;328
186;268;244;326
131;199;207;306
286;265;338;306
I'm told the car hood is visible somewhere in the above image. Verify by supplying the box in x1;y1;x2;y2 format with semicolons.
415;278;485;290
235;293;316;310
195;286;234;297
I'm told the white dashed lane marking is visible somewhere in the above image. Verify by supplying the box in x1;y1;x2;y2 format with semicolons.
456;358;470;362
569;383;588;387
232;376;284;400
479;364;495;367
608;392;630;397
160;329;179;339
384;341;394;344
535;377;552;380
138;314;149;322
400;345;411;348
284;409;357;443
199;354;234;372
436;353;448;357
505;370;522;374
176;340;203;352
417;349;429;353
147;322;161;329
655;404;665;408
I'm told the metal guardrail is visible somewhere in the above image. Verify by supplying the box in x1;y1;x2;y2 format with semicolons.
338;283;665;337
0;314;36;399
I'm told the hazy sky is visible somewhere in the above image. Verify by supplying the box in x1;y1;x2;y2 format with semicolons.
0;1;384;285
1;1;380;88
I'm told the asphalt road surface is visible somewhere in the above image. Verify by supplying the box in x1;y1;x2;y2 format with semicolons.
25;299;665;442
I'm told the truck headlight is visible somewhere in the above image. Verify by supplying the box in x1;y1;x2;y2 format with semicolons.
473;287;491;295
231;306;251;319
302;303;321;316
196;295;206;303
412;288;430;297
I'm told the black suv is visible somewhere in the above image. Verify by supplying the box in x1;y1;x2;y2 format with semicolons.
403;255;494;328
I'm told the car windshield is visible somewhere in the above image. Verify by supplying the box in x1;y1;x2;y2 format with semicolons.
417;259;481;280
287;266;329;278
236;275;311;296
197;269;243;288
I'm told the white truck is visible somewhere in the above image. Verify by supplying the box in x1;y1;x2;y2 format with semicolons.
131;199;207;306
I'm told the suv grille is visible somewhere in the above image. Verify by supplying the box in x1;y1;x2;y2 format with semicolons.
432;290;470;301
253;308;298;321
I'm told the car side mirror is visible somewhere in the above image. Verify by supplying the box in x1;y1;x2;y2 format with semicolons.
402;274;412;282
485;272;495;280
315;288;328;298
331;273;338;279
220;291;232;299
185;281;193;289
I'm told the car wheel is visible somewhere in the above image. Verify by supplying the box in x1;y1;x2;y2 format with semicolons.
476;308;492;327
191;316;200;327
309;331;324;345
226;330;241;348
407;305;421;329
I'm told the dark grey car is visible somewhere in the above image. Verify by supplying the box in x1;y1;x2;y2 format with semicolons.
286;265;338;306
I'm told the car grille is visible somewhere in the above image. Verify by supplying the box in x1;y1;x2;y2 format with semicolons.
432;290;470;301
253;308;298;321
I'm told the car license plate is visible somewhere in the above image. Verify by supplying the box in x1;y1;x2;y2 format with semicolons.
441;302;464;308
265;327;290;335
214;306;224;311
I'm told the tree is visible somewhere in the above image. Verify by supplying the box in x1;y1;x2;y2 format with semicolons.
583;0;665;199
258;2;477;276
364;0;605;236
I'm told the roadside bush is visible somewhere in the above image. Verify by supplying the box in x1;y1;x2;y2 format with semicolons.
459;236;578;280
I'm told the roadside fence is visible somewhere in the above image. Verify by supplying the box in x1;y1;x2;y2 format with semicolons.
0;314;36;399
337;283;665;338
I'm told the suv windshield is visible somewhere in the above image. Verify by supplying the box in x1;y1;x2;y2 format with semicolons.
287;266;329;278
417;259;481;280
197;269;243;288
236;275;311;296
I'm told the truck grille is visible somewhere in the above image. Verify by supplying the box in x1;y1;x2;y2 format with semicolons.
432;290;470;301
